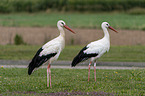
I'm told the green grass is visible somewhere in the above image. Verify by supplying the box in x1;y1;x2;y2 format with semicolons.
0;12;145;30
0;68;145;95
0;45;39;60
0;45;144;62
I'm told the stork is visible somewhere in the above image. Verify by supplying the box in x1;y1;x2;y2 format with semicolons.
71;22;118;82
28;20;75;87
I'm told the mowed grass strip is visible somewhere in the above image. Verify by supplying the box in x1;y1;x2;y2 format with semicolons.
0;45;144;62
0;68;145;95
0;12;145;30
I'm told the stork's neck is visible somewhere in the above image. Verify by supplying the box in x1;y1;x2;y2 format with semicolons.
59;29;65;37
58;26;65;37
102;27;110;40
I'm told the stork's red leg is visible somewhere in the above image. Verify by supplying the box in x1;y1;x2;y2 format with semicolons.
47;63;51;87
47;64;49;87
49;65;51;87
94;62;96;82
88;61;92;82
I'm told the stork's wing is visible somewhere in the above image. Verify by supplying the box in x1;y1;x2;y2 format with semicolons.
28;41;61;75
71;46;98;67
71;40;109;67
84;41;107;55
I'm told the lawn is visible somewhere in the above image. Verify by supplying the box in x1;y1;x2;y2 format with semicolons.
0;12;145;30
0;68;145;95
0;45;144;62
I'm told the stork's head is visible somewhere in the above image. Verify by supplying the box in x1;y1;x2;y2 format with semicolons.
57;20;66;27
57;20;75;34
101;22;118;33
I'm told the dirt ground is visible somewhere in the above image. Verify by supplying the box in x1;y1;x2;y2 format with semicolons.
0;26;145;45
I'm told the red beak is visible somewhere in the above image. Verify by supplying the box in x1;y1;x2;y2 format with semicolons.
108;26;118;33
64;25;76;34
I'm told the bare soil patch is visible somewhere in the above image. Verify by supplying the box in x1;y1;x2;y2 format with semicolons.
0;26;144;45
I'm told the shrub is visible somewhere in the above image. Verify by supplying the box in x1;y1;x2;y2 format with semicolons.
70;37;74;45
14;34;26;45
127;7;145;15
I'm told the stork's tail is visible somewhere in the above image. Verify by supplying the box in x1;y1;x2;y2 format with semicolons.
71;52;98;67
28;52;57;75
28;61;35;75
71;47;88;67
71;55;83;67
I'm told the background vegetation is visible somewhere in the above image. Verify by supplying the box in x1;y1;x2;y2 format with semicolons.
1;13;145;30
0;0;145;13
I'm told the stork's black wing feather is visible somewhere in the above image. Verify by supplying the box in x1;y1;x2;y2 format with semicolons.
28;47;57;75
71;46;98;67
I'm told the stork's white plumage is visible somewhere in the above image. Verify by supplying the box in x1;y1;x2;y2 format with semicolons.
28;20;75;87
71;22;118;82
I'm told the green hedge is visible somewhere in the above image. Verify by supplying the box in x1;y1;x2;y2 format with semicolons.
0;0;145;13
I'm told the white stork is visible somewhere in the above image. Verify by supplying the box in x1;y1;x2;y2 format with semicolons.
28;20;75;87
71;22;118;82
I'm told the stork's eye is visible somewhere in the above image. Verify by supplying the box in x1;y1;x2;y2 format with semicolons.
106;24;109;26
61;22;64;25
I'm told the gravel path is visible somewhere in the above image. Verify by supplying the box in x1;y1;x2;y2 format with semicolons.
0;60;145;69
0;65;142;69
